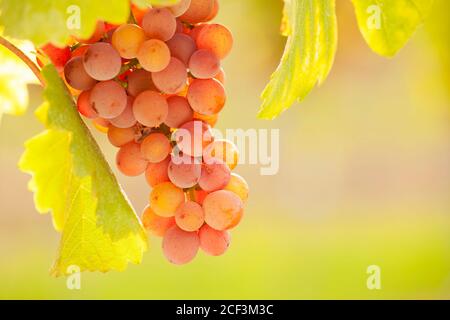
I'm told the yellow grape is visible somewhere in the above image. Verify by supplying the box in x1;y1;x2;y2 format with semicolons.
137;39;171;72
108;126;136;147
150;182;186;217
224;173;249;202
142;205;176;237
112;24;147;59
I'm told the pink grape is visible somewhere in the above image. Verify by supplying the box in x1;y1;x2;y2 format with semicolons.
189;49;220;79
165;96;194;128
168;154;201;189
198;159;231;192
175;201;204;232
142;8;176;41
110;96;137;128
116;142;148;176
166;33;197;66
127;69;157;97
199;224;231;256
203;190;243;231
187;78;225;115
152;57;187;94
173;120;214;157
140;133;172;163
133;90;168;127
77;90;97;119
83;42;122;80
145;156;170;187
162;225;199;265
89;80;127;119
180;0;214;24
64;57;97;91
196;23;234;59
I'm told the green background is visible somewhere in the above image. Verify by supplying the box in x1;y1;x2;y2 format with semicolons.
0;0;449;299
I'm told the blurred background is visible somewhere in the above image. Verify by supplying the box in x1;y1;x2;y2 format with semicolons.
0;0;449;299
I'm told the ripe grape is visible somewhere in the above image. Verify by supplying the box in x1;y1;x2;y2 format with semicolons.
203;139;239;170
189;24;206;42
199;224;230;256
166;33;197;66
83;42;122;80
203;190;243;231
77;90;97;119
162;225;199;265
108;126;136;147
168;154;201;189
142;8;176;41
150;182;186;217
187;79;225;115
89;80;127;119
189;49;220;79
64;57;97;91
205;0;219;21
109;96;137;128
214;67;225;85
141;133;172;163
180;0;214;24
116;142;148;176
127;69;156;97
194;189;209;205
175;201;204;232
112;24;147;59
196;23;233;59
137;39;171;72
173;120;214;157
142;206;175;237
224;173;249;202
145;156;170;187
165;96;194;128
166;0;192;17
152;57;187;94
198;159;231;192
133;90;168;127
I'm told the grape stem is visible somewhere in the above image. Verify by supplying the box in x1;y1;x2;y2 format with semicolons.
0;35;46;86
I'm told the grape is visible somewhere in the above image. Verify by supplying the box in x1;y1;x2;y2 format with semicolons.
199;224;230;256
133;90;168;127
142;8;176;41
150;182;186;217
205;0;219;21
189;24;206;42
175;201;204;232
162;225;199;265
145;156;170;187
224;173;249;202
187;79;225;115
214;67;225;85
83;42;122;81
127;69;156;97
38;44;71;72
168;154;201;189
76;21;105;44
64;57;97;91
193;112;219;127
112;24;147;59
180;0;214;24
152;57;187;94
203;139;239;170
141;132;172;163
142;206;175;237
110;96;137;128
165;96;194;128
203;190;243;231
194;189;209;205
189;49;220;79
137;39;171;72
196;23;233;59
166;0;191;17
198;159;231;192
108;126;136;147
89;80;127;119
77;90;97;119
166;33;197;66
116;142;148;176
173;120;214;157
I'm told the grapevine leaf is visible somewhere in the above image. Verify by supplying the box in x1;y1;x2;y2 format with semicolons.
0;40;37;122
0;0;179;46
351;0;434;57
19;65;148;276
258;0;337;120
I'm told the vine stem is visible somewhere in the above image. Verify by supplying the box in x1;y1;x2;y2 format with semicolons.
0;35;46;86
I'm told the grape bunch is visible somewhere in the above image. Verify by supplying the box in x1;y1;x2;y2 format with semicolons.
37;0;249;265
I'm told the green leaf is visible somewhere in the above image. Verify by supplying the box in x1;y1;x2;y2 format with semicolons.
351;0;434;57
0;0;180;46
0;40;37;122
258;0;337;120
19;65;148;276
